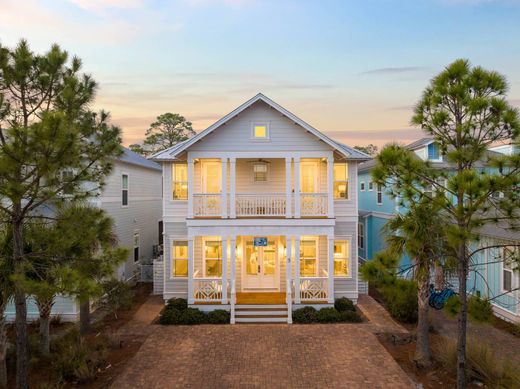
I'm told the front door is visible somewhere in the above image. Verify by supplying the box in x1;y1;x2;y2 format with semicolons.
243;238;277;290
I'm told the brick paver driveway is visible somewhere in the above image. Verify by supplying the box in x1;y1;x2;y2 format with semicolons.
112;324;414;389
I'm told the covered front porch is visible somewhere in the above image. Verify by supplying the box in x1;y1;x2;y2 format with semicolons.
173;232;347;307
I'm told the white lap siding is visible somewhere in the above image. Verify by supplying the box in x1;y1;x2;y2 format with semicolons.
5;296;79;323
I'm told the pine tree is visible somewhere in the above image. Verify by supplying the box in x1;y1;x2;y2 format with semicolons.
0;40;122;388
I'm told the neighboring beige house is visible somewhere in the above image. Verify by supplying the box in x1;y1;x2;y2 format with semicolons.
152;93;370;323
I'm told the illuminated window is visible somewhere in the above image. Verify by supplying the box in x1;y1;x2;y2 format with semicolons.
253;163;268;182
334;240;349;276
172;241;188;277
300;239;317;276
252;123;269;139
333;163;348;199
172;163;188;200
122;174;129;206
204;239;222;277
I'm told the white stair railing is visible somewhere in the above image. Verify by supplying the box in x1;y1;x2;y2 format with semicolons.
230;279;236;324
286;281;292;324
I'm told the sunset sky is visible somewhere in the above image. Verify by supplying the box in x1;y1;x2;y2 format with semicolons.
1;0;520;147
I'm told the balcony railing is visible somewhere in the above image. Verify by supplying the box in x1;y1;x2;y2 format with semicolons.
299;277;328;301
193;274;223;302
236;193;286;217
300;193;328;216
193;193;221;217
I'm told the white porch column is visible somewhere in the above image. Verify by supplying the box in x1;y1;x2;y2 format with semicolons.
187;158;194;219
221;158;228;218
221;235;228;304
327;157;334;219
294;235;301;304
229;158;236;218
294;157;301;218
285;157;292;218
327;235;334;303
187;237;194;304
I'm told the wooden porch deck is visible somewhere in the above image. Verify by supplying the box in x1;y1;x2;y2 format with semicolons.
236;292;286;305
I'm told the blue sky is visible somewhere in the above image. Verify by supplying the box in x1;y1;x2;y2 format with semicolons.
1;0;520;146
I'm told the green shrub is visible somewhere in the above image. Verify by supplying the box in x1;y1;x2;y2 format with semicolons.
97;279;135;319
380;279;418;323
166;298;188;311
316;307;342;323
50;328;107;383
292;306;318;323
159;307;182;325
206;309;230;324
178;308;206;325
468;295;494;324
334;297;356;312
339;310;362;323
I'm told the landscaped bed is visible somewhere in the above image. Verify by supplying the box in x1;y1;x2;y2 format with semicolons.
159;298;230;325
292;298;363;324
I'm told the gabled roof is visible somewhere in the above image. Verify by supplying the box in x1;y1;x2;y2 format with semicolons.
119;147;161;171
405;137;433;150
151;93;371;161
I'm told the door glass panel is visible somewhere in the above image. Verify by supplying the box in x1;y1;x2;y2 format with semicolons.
301;164;316;193
263;241;276;276
205;163;221;193
245;241;258;275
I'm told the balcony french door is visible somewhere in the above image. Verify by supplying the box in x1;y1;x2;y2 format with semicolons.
243;239;277;290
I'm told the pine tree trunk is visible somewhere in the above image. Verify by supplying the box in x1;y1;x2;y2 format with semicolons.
0;307;8;389
37;299;54;356
12;216;28;389
414;267;432;368
79;300;90;335
457;243;468;389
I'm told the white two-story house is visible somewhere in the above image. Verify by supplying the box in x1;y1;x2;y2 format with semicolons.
152;94;370;323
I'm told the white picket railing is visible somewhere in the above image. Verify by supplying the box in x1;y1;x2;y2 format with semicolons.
236;193;286;216
193;193;221;217
300;193;328;216
193;277;223;302
300;277;328;301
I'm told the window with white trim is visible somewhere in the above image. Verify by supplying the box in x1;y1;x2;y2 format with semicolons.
368;181;374;191
172;240;188;277
172;163;188;200
253;162;268;182
333;163;349;199
204;239;222;277
252;123;269;139
376;184;383;205
358;223;365;249
300;238;317;277
122;174;129;206
502;246;516;292
334;240;349;276
360;182;365;191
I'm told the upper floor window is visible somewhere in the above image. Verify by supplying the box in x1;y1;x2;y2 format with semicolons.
376;184;383;205
172;163;188;200
122;174;129;206
333;163;349;200
253;162;268;182
334;240;349;277
428;143;441;160
360;182;365;191
172;240;188;277
252;122;270;139
368;181;374;191
61;169;74;195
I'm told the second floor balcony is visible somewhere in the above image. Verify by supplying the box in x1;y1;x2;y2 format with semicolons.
171;156;351;219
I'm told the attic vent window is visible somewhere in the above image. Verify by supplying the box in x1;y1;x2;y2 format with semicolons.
252;122;270;139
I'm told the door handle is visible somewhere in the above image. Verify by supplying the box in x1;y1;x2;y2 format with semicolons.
258;264;261;274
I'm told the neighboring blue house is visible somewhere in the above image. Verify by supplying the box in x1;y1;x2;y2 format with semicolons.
358;138;520;323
